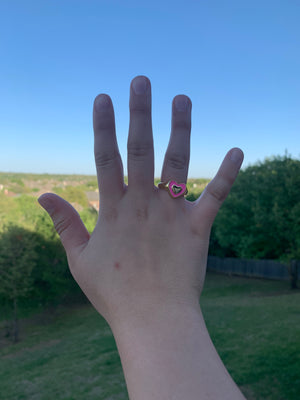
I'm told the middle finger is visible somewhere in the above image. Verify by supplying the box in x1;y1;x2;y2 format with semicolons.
127;76;154;194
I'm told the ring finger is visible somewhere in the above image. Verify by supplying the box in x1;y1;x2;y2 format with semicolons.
161;95;192;186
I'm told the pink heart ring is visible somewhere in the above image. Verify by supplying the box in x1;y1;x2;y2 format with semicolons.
158;180;188;199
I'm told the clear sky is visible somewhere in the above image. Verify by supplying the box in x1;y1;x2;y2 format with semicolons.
0;0;299;178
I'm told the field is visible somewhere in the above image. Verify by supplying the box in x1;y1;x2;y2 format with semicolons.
0;172;209;197
0;273;299;400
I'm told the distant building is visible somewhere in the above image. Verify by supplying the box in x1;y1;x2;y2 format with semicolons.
3;189;17;197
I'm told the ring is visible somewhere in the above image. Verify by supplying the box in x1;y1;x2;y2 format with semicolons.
158;180;188;199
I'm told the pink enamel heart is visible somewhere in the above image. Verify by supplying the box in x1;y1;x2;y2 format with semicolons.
169;181;187;198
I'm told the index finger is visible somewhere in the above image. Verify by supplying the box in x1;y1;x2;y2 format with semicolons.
93;94;125;207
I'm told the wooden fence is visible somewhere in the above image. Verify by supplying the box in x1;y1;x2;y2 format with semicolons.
207;256;300;281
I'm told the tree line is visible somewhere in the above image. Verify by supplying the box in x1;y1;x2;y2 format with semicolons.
0;193;98;341
0;154;299;340
208;154;300;287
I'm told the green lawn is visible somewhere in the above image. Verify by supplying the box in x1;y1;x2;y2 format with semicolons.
0;273;299;400
201;273;300;400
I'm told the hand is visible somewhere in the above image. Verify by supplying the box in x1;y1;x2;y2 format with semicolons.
39;76;243;328
39;76;245;400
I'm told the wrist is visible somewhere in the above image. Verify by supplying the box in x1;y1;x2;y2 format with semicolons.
108;293;202;336
110;302;245;400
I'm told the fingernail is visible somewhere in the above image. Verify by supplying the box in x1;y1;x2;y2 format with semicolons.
174;96;190;112
132;76;148;94
94;94;111;112
230;148;244;165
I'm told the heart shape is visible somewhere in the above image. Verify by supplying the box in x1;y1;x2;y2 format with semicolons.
169;181;187;198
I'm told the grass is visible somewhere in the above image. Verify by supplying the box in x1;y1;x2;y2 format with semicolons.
201;273;300;399
0;273;299;400
0;303;127;400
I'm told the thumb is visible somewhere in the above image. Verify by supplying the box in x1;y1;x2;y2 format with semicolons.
38;193;90;256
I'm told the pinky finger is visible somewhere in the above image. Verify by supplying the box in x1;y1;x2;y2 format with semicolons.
195;148;244;229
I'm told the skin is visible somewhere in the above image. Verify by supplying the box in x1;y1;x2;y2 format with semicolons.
39;76;245;399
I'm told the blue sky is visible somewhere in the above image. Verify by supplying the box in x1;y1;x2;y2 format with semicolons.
0;0;299;178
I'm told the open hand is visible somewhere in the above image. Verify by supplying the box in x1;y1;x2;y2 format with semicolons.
39;76;243;329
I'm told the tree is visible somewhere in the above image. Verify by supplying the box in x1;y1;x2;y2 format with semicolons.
0;195;82;312
0;225;38;342
210;155;300;288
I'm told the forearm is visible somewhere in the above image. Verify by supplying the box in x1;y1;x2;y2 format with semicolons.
111;304;245;400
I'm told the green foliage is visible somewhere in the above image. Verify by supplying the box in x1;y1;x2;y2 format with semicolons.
13;195;46;229
0;174;30;194
0;194;83;315
79;179;98;191
0;193;17;231
0;225;38;341
0;225;37;302
0;173;100;315
80;207;98;233
210;155;300;264
10;177;24;186
185;192;198;202
31;235;78;307
53;186;89;208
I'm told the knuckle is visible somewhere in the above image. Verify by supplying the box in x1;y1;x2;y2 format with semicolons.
135;207;148;221
95;150;119;169
130;104;150;113
127;143;153;159
166;152;188;171
206;177;229;203
55;216;73;237
101;207;118;222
